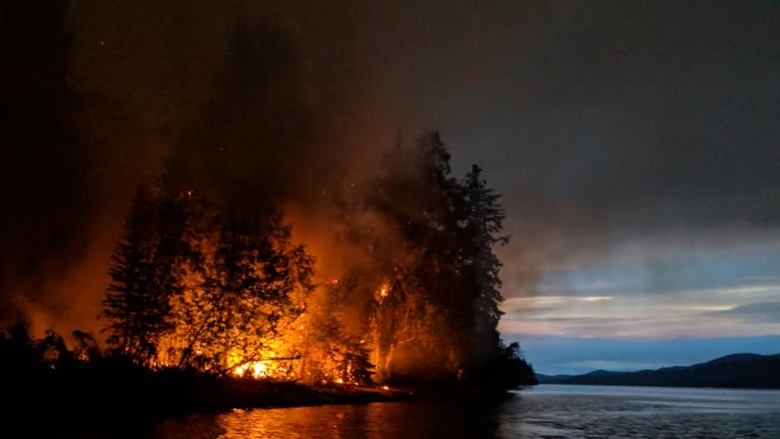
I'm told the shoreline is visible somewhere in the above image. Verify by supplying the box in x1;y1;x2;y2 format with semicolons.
7;371;525;424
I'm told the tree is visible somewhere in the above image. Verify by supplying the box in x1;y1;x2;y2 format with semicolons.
365;133;531;385
493;342;538;388
366;132;467;382
101;179;195;366
169;211;315;375
459;164;509;367
101;184;161;363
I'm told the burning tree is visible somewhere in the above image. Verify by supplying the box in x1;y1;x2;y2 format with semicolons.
301;276;374;385
331;132;528;385
165;211;314;376
101;183;190;366
358;132;472;381
102;173;315;377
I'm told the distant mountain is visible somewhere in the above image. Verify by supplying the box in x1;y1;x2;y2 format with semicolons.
537;353;780;389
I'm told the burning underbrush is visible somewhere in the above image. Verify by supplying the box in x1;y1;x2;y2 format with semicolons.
0;323;416;424
94;132;535;391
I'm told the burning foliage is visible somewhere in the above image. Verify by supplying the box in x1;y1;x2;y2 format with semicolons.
98;131;535;389
101;181;315;379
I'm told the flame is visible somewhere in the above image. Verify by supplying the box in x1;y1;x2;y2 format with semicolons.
227;346;290;380
153;275;394;385
234;361;269;379
375;282;390;300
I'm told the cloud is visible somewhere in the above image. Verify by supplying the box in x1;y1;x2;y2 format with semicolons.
502;295;614;314
711;302;780;324
500;278;780;339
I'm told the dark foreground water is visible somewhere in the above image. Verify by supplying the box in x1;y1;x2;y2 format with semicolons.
152;385;780;438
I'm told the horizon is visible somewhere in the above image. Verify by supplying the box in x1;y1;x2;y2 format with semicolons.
510;335;780;376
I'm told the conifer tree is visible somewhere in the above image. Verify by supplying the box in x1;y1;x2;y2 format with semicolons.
460;164;508;362
101;176;196;366
101;184;162;364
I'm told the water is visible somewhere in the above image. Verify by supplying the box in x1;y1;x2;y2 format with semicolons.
153;385;780;438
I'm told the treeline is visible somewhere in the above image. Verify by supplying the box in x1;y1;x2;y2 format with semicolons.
351;132;537;386
97;132;536;389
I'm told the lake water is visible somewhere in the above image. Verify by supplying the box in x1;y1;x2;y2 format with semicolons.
152;385;780;438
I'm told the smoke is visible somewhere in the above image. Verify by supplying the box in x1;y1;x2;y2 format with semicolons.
0;0;437;340
4;0;779;341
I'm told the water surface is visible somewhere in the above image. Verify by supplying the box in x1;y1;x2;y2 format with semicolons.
154;385;780;438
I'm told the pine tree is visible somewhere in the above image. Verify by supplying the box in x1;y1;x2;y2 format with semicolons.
101;184;161;364
101;177;196;366
460;164;508;354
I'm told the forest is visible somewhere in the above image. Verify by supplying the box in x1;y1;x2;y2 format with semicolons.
97;132;533;388
0;0;535;417
1;136;537;416
1;134;537;393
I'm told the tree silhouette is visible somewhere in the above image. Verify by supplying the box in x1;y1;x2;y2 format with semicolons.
460;164;509;367
101;184;160;363
101;179;195;366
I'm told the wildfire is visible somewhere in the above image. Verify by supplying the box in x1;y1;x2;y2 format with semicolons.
234;361;269;379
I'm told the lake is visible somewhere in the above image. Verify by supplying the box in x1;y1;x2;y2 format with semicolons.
151;385;780;438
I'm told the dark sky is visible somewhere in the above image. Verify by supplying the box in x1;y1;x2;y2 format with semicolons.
2;0;779;365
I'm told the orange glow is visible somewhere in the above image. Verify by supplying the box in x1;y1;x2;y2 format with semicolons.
375;282;390;300
234;361;269;379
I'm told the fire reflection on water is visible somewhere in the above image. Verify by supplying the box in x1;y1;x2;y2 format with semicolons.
154;400;505;439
